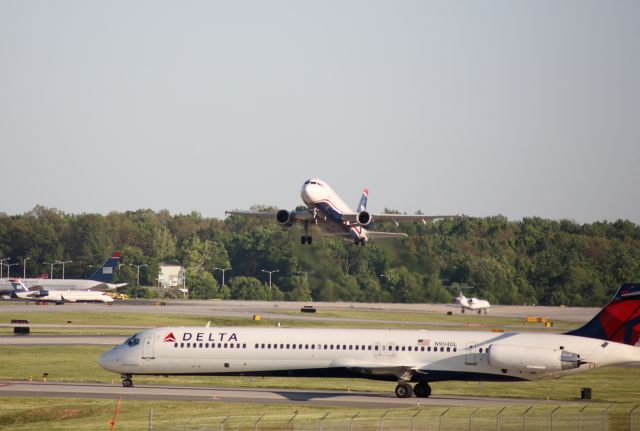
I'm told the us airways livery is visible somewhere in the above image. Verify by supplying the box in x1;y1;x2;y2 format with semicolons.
226;179;458;245
0;252;126;296
9;279;114;304
99;283;640;398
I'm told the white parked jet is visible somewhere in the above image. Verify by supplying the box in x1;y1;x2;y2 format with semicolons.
226;179;458;245
10;279;114;304
99;283;640;398
450;288;491;314
0;252;126;296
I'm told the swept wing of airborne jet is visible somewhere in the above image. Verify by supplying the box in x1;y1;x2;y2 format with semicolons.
100;283;640;398
0;252;126;296
10;279;114;304
226;178;459;245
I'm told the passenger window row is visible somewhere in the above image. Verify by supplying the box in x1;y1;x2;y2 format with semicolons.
175;342;247;349
173;342;458;353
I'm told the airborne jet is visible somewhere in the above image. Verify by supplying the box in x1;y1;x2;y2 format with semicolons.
226;178;458;245
99;283;640;398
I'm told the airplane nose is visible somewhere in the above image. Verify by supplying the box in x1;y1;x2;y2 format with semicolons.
98;348;120;372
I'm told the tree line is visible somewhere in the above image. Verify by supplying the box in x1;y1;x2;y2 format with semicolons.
0;205;638;306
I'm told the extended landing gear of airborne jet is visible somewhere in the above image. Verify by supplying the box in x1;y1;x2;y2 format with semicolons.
394;382;432;398
300;235;312;245
121;374;134;387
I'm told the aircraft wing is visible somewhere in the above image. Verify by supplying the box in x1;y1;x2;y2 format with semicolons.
341;213;459;226
363;231;408;240
225;210;313;222
369;214;460;225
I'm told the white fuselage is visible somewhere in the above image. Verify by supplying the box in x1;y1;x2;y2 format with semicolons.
99;327;640;382
299;179;365;239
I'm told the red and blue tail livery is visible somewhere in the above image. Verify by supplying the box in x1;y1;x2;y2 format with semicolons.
567;283;640;346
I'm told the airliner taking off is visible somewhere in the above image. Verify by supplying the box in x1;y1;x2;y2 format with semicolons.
0;252;126;296
100;283;640;398
226;179;458;245
9;279;114;304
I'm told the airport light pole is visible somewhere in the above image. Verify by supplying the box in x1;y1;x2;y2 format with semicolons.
23;257;31;278
261;269;279;291
57;260;73;279
0;258;10;278
130;264;147;286
5;262;18;278
43;261;61;279
214;267;231;288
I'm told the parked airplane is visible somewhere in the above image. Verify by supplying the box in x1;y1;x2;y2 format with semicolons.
448;288;491;314
9;279;114;304
99;283;640;398
226;179;458;245
0;252;126;296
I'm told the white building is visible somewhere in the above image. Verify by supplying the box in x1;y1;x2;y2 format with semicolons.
158;264;185;288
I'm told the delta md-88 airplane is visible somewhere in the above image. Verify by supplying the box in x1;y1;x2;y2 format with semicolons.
99;283;640;398
226;179;458;245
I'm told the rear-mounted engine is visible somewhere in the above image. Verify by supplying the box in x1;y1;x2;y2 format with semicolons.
487;344;581;373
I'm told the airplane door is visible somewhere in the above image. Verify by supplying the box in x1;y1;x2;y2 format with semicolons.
141;334;155;359
375;342;396;357
465;342;477;365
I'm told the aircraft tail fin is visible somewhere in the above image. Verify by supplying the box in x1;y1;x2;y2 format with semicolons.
567;283;640;346
357;188;368;212
89;252;121;283
9;278;29;293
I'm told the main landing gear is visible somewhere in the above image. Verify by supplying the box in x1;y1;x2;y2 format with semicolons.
354;237;366;246
395;382;431;398
121;374;134;387
300;235;313;245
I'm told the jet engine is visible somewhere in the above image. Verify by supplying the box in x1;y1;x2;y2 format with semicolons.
276;209;293;227
487;344;582;373
357;211;372;226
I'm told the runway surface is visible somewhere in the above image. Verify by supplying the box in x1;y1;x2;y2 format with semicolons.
0;299;599;324
0;381;584;408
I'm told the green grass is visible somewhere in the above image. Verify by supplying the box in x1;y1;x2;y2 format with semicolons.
0;398;638;431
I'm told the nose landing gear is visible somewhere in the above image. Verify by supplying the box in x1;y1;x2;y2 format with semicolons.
121;374;134;387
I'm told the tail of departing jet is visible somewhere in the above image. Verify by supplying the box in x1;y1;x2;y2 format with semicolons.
567;283;640;346
89;252;121;283
357;188;368;212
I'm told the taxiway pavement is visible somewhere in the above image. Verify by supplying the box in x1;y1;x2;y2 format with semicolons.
0;381;585;408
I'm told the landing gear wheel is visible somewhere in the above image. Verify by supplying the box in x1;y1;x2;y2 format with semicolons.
395;382;413;398
461;309;465;314
301;236;307;245
307;236;312;245
354;238;360;246
122;378;133;388
413;382;431;398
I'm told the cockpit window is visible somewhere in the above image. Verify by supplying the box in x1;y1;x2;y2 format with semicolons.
125;334;140;347
304;180;311;184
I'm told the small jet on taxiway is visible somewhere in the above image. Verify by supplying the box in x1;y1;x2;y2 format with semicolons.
226;178;458;245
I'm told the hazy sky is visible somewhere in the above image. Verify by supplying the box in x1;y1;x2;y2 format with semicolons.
1;1;639;223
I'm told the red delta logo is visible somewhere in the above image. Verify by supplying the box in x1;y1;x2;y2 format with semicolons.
163;332;176;342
